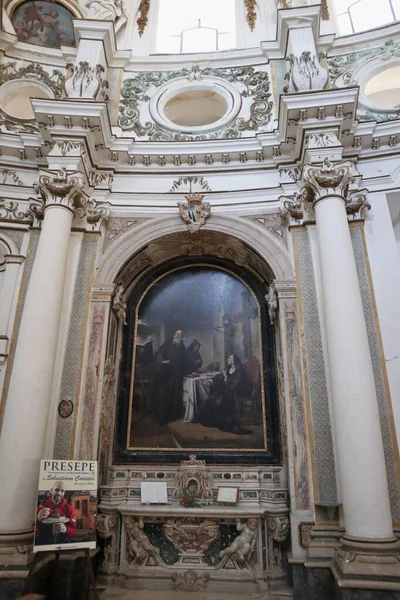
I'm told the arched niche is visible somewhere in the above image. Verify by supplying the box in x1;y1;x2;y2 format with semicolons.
94;219;294;477
111;234;283;466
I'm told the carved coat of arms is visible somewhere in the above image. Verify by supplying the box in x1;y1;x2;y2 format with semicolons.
178;193;210;234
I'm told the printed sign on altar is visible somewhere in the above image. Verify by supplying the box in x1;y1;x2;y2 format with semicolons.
33;460;97;552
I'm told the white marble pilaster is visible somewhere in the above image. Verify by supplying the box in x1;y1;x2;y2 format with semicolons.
0;254;24;363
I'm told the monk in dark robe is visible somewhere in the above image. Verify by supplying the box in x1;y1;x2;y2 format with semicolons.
149;330;192;426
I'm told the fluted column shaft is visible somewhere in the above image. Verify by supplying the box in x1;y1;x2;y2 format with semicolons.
303;160;394;541
0;170;85;536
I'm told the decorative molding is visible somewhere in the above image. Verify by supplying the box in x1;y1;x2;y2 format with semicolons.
105;217;142;247
246;214;285;242
305;131;340;148
173;455;214;504
88;171;114;190
298;522;313;549
86;198;111;230
267;515;289;574
178;193;211;234
0;169;24;186
65;62;109;101
85;0;128;32
284;51;328;93
328;40;400;121
0;110;38;134
172;570;210;592
280;193;304;223
96;513;118;538
244;0;257;31
0;61;65;99
119;65;273;140
328;40;400;87
0;61;65;132
52;141;86;157
170;176;211;193
137;0;150;36
279;167;300;183
0;199;33;223
321;0;330;20
163;518;219;562
99;357;116;455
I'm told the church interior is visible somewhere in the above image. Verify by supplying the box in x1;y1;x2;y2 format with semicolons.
0;0;400;598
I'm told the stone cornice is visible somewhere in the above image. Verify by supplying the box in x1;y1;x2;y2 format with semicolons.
0;90;398;177
328;21;400;55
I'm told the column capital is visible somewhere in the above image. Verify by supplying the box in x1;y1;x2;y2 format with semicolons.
34;168;87;218
281;159;371;224
302;158;355;205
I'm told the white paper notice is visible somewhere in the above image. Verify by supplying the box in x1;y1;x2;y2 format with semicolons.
140;481;168;504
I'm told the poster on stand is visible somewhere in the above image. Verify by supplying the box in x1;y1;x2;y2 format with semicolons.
33;460;97;552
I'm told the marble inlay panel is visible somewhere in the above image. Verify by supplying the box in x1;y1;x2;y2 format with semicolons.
0;228;25;253
294;229;337;504
283;301;310;510
54;235;98;459
0;230;39;424
351;225;400;523
79;303;107;459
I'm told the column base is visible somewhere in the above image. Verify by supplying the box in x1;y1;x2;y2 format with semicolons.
0;528;34;567
308;525;345;560
332;535;400;588
291;561;400;600
0;549;98;600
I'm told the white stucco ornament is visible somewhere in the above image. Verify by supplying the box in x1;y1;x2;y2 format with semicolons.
178;193;211;234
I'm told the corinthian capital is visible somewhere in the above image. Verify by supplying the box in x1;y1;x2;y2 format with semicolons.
302;158;355;206
35;168;87;216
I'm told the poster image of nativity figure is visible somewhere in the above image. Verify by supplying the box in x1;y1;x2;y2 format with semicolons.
127;267;267;452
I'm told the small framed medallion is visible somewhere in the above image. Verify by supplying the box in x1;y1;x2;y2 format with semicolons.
58;399;74;419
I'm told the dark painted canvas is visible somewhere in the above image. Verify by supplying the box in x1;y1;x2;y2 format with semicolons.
12;1;75;47
127;266;267;452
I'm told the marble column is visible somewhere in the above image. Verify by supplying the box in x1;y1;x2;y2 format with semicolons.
0;169;86;540
301;159;400;579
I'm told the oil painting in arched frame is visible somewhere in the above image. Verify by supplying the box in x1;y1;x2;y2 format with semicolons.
115;260;280;465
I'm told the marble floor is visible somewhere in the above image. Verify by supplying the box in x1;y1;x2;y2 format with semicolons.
99;588;294;600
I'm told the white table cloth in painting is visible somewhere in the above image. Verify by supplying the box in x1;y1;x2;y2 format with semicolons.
183;372;221;422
